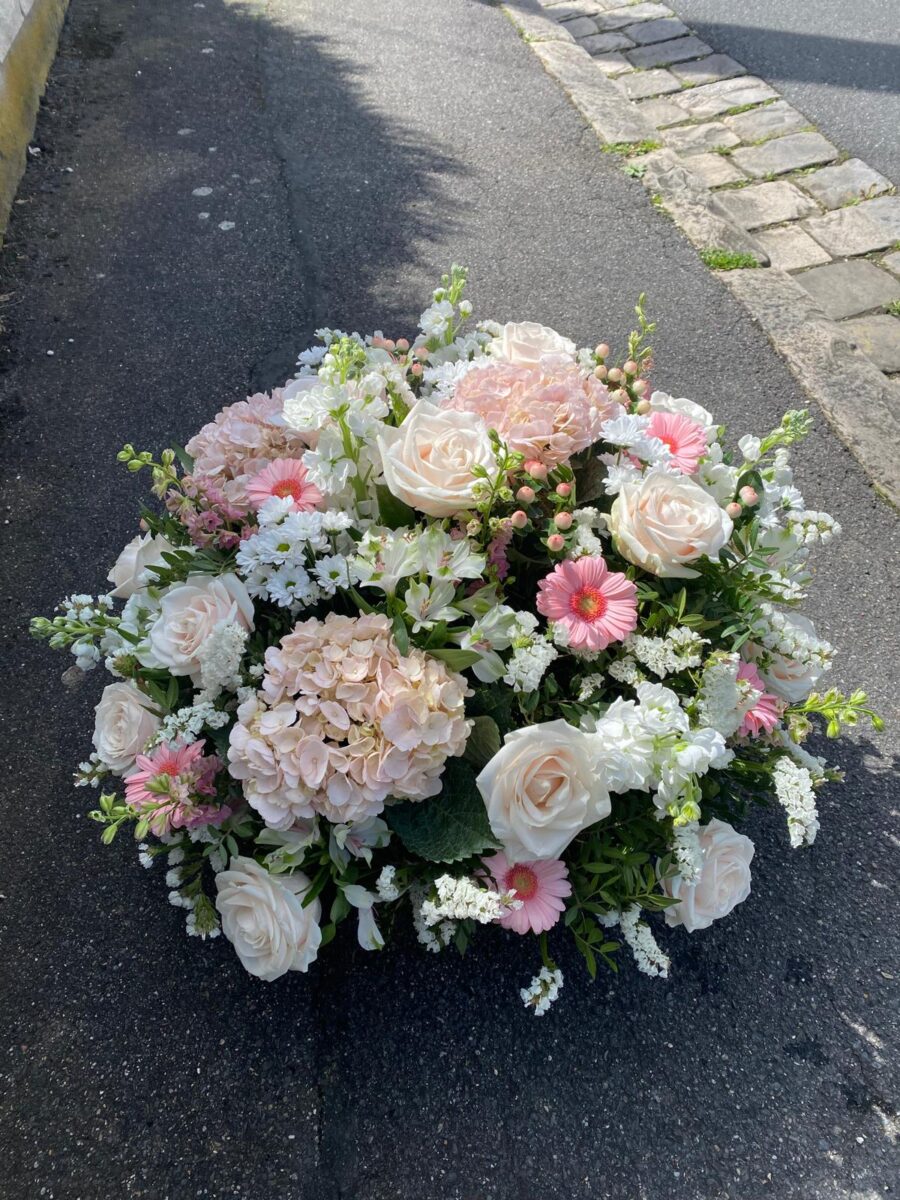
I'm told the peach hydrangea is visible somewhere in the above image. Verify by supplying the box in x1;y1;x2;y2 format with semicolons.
227;613;471;828
442;362;617;469
185;390;313;507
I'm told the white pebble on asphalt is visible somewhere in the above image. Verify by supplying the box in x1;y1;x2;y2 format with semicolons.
192;187;212;196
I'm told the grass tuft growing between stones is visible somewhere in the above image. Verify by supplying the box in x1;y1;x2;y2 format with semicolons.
886;300;900;317
602;139;662;156
700;248;760;270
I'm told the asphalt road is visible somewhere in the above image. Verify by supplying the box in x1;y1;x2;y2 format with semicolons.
0;1;898;1198
672;0;900;184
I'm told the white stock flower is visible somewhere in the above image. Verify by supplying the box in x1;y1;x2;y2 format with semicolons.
215;857;322;981
376;401;496;518
107;533;175;599
745;611;830;702
92;681;161;772
148;574;254;681
663;819;754;932
608;472;733;578
772;758;820;847
476;720;610;860
488;321;576;366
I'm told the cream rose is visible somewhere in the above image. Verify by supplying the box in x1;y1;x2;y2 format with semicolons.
376;400;495;518
608;472;733;578
215;857;322;981
648;390;716;440
663;819;754;932
148;573;254;680
92;681;161;773
476;719;610;860
107;533;175;599
489;321;576;366
745;614;825;703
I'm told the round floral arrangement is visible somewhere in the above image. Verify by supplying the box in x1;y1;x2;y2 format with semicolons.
33;268;881;1013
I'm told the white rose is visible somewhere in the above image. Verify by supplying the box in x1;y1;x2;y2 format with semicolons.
608;472;733;578
489;321;576;366
476;719;610;860
215;857;322;981
148;573;254;680
649;390;716;441
663;819;754;932
745;613;825;702
376;400;495;518
92;681;161;773
107;533;175;599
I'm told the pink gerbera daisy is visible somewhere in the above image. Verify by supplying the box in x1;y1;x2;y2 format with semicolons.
536;556;638;651
646;410;708;474
736;660;782;737
125;739;227;837
482;853;572;935
245;458;323;512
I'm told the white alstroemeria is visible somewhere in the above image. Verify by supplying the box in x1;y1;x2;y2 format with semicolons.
696;441;739;505
404;579;461;632
451;600;521;682
328;817;391;871
342;885;385;952
256;821;321;874
654;727;732;810
352;527;420;595
417;526;486;581
419;298;455;339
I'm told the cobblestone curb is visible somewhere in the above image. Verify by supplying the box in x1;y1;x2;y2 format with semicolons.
0;0;69;241
503;0;900;506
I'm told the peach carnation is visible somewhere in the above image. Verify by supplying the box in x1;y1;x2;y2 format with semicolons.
227;613;471;828
185;390;313;507
442;363;615;468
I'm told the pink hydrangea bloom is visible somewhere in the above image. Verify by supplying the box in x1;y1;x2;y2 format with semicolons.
736;660;782;737
185;390;313;507
245;458;323;512
536;556;638;651
482;852;572;935
646;410;708;474
443;363;616;468
125;739;226;837
228;613;471;829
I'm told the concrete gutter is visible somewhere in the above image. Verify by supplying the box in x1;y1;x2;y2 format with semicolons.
0;0;69;241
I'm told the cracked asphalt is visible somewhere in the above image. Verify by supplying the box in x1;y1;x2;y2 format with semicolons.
0;1;897;1197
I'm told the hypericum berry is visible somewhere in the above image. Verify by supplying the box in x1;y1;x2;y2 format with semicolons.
726;502;743;520
623;360;638;376
595;343;610;359
607;367;623;384
554;512;573;531
635;398;651;415
632;379;648;396
516;485;536;504
511;510;528;530
524;460;548;481
555;482;572;498
739;485;759;506
546;533;566;552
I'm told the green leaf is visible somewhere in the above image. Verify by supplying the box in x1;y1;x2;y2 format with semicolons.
172;443;195;473
375;484;416;530
463;715;501;770
392;611;410;655
429;648;481;671
385;759;500;863
573;454;607;504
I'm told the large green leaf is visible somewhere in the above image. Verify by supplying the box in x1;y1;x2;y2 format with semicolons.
385;759;500;863
375;483;416;530
463;715;501;770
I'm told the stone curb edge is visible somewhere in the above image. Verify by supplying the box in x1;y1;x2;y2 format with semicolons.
0;0;69;243
502;0;900;508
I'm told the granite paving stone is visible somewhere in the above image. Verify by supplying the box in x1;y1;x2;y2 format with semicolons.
580;30;634;54
841;315;900;372
561;15;599;37
799;159;892;211
672;53;744;86
664;120;739;154
635;97;687;127
622;15;689;44
670;76;778;119
617;67;682;99
684;152;747;187
627;35;711;69
596;2;673;31
730;131;838;178
715;180;819;230
803;196;900;256
796;260;900;321
723;100;810;143
752;225;832;271
882;251;900;277
591;51;632;75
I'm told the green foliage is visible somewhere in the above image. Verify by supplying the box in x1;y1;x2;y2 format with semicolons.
375;483;416;531
795;688;884;737
699;248;759;271
602;139;662;156
463;716;501;770
147;546;235;588
385;759;500;863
